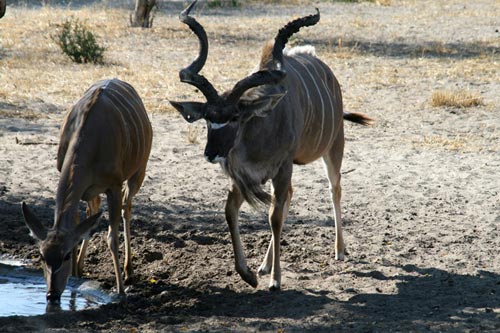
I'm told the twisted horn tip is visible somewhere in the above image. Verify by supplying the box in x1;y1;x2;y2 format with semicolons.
180;0;198;20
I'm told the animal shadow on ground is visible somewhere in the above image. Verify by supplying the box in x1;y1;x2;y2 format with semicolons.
135;284;333;328
153;265;500;332
318;264;500;332
8;265;497;332
0;197;56;249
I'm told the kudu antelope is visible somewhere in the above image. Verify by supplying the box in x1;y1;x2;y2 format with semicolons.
21;78;153;302
171;2;372;290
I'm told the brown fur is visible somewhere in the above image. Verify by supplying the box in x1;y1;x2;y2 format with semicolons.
57;86;103;172
259;40;275;69
22;79;153;302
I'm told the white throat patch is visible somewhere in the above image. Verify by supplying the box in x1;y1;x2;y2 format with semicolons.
209;121;229;130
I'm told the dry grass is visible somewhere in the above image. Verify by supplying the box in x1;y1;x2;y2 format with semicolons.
0;6;282;118
430;90;485;108
411;134;482;152
420;135;471;151
0;3;496;126
243;0;389;4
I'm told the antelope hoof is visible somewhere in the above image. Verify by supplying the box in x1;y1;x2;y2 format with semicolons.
336;244;347;261
239;267;258;288
76;266;84;278
124;274;135;285
268;280;281;291
111;292;127;304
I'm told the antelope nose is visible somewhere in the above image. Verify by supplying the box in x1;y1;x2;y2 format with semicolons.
46;291;61;303
204;154;216;164
204;149;217;163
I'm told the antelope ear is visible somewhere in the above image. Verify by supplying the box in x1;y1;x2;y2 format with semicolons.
169;101;205;123
64;211;102;253
75;211;103;241
64;210;103;250
238;92;286;120
21;202;47;241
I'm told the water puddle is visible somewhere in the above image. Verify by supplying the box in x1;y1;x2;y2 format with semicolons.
0;258;113;317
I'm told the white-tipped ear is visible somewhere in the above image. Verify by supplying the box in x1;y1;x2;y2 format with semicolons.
238;92;286;119
169;100;205;123
21;202;47;241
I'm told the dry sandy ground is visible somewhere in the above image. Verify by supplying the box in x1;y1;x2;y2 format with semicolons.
1;0;500;332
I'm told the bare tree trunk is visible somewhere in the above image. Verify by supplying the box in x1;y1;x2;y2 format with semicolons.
0;0;6;19
130;0;157;28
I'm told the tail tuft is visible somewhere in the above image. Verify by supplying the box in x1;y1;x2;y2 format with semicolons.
343;112;374;126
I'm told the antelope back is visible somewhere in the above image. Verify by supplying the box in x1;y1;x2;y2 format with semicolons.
280;50;343;164
57;78;153;192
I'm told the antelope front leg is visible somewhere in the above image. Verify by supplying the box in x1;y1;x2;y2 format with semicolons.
225;184;257;288
106;187;125;295
267;201;286;291
266;164;293;291
75;196;101;277
258;184;293;277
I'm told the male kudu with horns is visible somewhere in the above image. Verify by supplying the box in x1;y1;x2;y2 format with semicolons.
22;79;153;303
171;1;372;290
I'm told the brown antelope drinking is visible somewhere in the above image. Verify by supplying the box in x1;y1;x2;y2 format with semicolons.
22;78;153;303
171;2;372;290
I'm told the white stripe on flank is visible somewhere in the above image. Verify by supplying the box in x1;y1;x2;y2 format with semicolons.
287;60;313;129
105;89;136;158
294;56;325;154
116;82;149;157
308;58;336;153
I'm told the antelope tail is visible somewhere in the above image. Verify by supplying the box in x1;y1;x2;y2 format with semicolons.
343;112;375;126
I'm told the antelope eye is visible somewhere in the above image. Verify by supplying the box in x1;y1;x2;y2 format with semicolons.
63;252;71;261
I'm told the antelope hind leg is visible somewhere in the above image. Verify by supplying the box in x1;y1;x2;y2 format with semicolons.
106;186;126;295
323;141;345;260
121;168;146;284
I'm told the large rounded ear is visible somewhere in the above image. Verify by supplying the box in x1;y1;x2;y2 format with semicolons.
74;211;103;241
169;101;205;123
237;92;286;120
21;202;47;241
61;211;102;254
63;210;103;252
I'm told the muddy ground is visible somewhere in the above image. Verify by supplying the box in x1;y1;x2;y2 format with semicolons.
1;0;500;332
